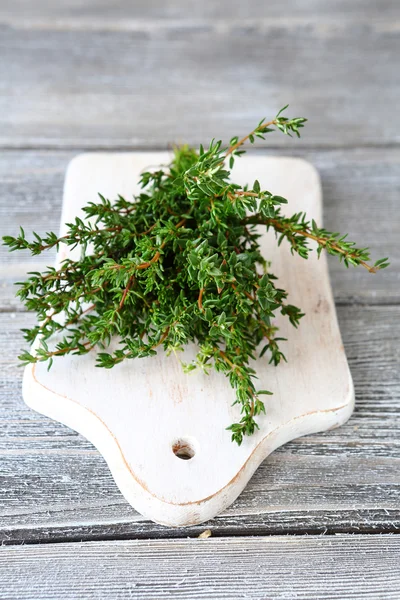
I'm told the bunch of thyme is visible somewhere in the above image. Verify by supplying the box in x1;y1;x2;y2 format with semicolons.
3;107;389;444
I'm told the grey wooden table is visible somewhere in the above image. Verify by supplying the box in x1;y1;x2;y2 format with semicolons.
0;1;399;598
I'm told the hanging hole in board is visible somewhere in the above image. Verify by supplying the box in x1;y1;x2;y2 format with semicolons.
172;438;196;460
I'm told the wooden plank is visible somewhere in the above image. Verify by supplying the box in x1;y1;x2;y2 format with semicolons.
1;0;399;23
1;148;399;308
0;18;398;148
1;536;399;599
0;306;399;542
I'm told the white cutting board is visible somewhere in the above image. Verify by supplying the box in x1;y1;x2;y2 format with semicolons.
23;153;354;527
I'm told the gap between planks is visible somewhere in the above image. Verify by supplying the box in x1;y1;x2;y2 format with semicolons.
2;510;400;547
2;143;400;152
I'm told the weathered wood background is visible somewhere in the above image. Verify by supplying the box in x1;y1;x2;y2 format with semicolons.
0;1;399;598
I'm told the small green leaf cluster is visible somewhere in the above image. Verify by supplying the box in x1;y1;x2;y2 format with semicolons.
3;107;388;444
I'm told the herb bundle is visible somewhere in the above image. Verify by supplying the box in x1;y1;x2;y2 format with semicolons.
3;107;389;444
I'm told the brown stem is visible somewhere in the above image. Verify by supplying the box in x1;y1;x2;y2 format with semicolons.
64;304;96;327
231;282;254;302
109;217;187;272
246;218;377;274
135;251;161;270
139;223;157;236
45;340;94;358
217;349;255;417
225;120;277;157
258;320;276;344
38;227;122;252
118;276;134;310
152;327;170;349
198;287;205;312
231;191;259;198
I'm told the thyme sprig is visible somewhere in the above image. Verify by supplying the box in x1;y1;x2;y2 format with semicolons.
3;107;389;444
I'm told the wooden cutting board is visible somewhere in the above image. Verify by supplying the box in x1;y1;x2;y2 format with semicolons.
23;153;354;527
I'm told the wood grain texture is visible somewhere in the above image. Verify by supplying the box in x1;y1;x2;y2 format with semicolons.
0;16;398;148
1;0;399;23
0;0;399;568
1;536;399;599
1;148;399;308
1;306;399;542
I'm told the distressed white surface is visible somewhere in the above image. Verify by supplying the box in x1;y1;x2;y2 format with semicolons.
2;536;400;600
23;153;354;526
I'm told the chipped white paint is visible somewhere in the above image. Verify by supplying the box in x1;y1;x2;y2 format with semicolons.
23;153;354;526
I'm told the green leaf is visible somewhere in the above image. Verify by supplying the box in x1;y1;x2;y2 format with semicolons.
276;104;289;117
